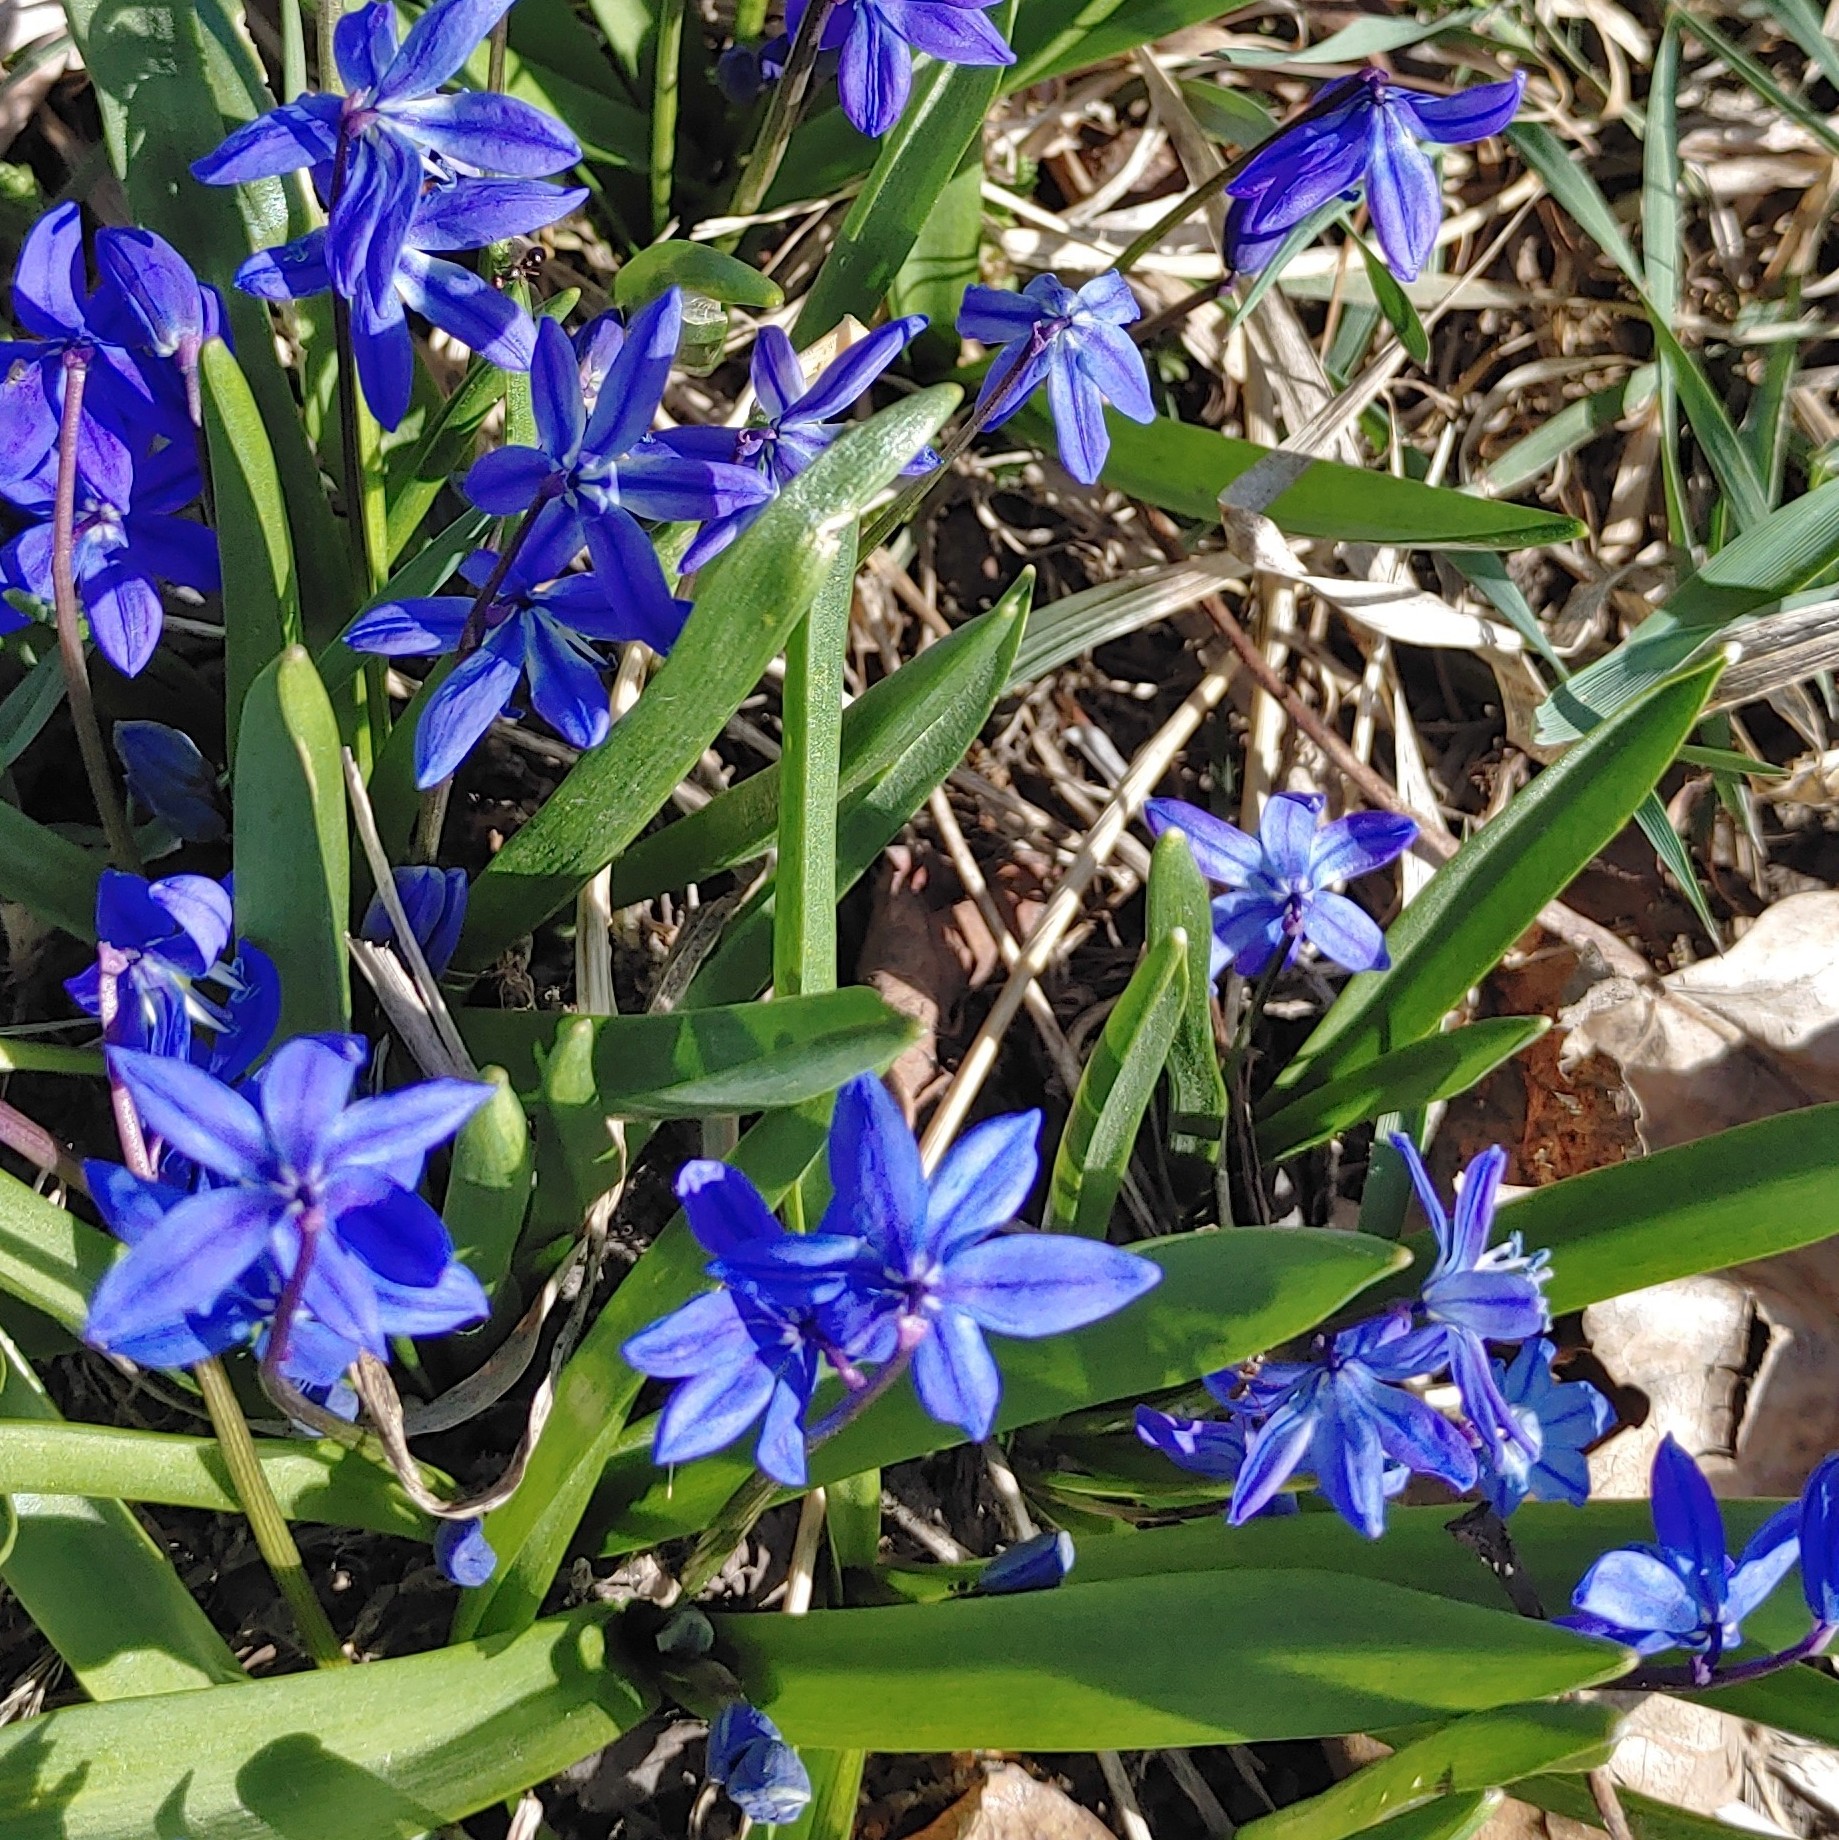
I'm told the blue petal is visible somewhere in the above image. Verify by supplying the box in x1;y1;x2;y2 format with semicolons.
372;1257;490;1338
940;1232;1159;1338
330;1076;490;1179
1397;74;1525;146
1309;810;1418;884
12;203;84;338
329;1172;453;1288
793;315;927;424
524;614;611;752
297;1228;386;1357
978;1529;1074;1594
527;316;585;463
388;90;582;176
148;873;232;975
1650;1435;1728;1607
1571;1547;1702;1645
411;177;588;251
1298;889;1388;974
109;1048;269;1182
252;1034;362;1175
876;0;1014;65
1310;1382;1390;1538
1258;792;1324;882
435;1517;497;1588
464;445;560;516
346;596;473;656
1802;1454;1839;1623
755;1358;818;1487
335;3;397;89
677;1159;786;1258
413;625;525;787
396;252;534;372
583;287;681;459
1344;1362;1477;1492
1425;1268;1547;1344
838;2;912;136
614;448;772;524
190;97;341;185
1074;321;1153;424
910;1302;1002;1440
573;511;691;651
1135;1405;1247;1481
751;326;809;421
1043;349;1109;484
625;1287;754;1377
377;0;514;100
654;1343;779;1467
957;284;1046;345
1452;1144;1509;1269
1074;269;1140;327
1144;798;1264;887
823;1073;928;1269
1228;1395;1319;1525
351;298;414;432
1212;891;1287;977
330;128;420;320
1366;106;1441;282
925;1109;1040;1259
84;565;165;678
93;228;205;356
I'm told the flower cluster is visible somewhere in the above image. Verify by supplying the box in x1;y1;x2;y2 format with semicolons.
624;1074;1160;1485
1140;1135;1564;1538
0;206;220;677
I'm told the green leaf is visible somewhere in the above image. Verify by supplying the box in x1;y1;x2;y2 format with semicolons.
1517;1778;1761;1840
233;646;350;1038
889;149;985;363
442;1067;534;1303
613;240;784;312
460;387;960;964
0;650;66;777
1047;931;1188;1233
0;798;102;942
1280;660;1722;1099
1257;1018;1551;1160
458;989;918;1118
1216;11;1483;65
201;338;301;751
1147;831;1227;1161
595;1228;1408;1552
1757;0;1839;93
0;1606;654;1837
1478;366;1658;497
1009;0;1241;88
795;0;1016;342
1236;1705;1619;1840
0;1328;246;1699
1353;232;1430;366
1341;1794;1504;1840
614;572;1032;904
0;1164;113;1333
775;1748;868;1840
718;1570;1629;1751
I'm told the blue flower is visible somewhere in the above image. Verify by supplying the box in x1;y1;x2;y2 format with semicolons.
623;1159;864;1486
236;175;586;431
817;1074;1160;1442
435;1517;497;1587
346;531;689;788
663;315;932;572
706;1702;811;1826
1475;1338;1614;1518
1224;69;1526;282
463;297;771;576
1563;1436;1799;1667
1223;1315;1476;1539
977;1529;1075;1594
957;271;1153;485
361;867;470;978
789;0;1013;138
191;0;580;322
91;225;227;427
1145;792;1415;978
82;1035;492;1363
1134;1405;1309;1517
1799;1454;1839;1628
66;871;277;1080
113;721;226;844
0;439;217;677
1394;1134;1550;1461
715;38;788;106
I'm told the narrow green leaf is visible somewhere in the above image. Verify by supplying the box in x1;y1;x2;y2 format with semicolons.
1353;232;1430;366
1634;791;1719;945
1214;11;1483;66
1010;0;1248;88
460;388;960;963
1517;1777;1761;1840
0;1606;654;1837
795;0;1016;342
1758;0;1839;94
719;1570;1629;1750
1147;831;1226;1161
233;646;350;1038
1477;366;1658;496
1342;1794;1504;1840
442;1067;534;1302
1047;931;1188;1233
0;798;102;942
1257;1017;1550;1160
0;1164;113;1333
775;1748;867;1840
1282;660;1722;1098
0;650;66;776
888;149;985;362
201;338;301;750
613;240;784;312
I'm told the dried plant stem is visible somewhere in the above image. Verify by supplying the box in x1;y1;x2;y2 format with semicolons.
1586;1769;1635;1840
726;0;835;224
50;352;138;872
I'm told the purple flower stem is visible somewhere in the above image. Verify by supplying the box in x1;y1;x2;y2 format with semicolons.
806;1315;928;1447
96;952;156;1181
456;506;540;660
0;1091;84;1193
260;1205;326;1383
726;0;836;225
50;349;141;873
1620;1621;1838;1694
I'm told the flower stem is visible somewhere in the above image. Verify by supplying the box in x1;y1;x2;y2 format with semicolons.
1621;1621;1838;1693
50;351;139;873
651;0;685;237
196;1357;347;1668
1112;165;1241;277
456;509;534;658
725;0;834;225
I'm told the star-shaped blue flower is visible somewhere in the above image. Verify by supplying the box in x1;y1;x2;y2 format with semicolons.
957;270;1153;485
788;0;1013;138
1145;792;1416;978
1474;1336;1614;1517
1225;68;1526;281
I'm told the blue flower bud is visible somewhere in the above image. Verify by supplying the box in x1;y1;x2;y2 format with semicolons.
716;43;772;107
435;1517;496;1589
976;1529;1074;1595
113;721;226;843
707;1701;811;1825
360;866;469;977
94;227;211;358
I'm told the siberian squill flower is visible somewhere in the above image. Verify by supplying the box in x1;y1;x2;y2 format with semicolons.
1563;1436;1799;1671
92;225;226;427
1145;792;1415;978
236;176;586;431
361;866;470;978
1135;1403;1311;1518
0;441;217;677
1394;1134;1549;1460
788;0;1013;138
1798;1455;1839;1629
957;271;1153;485
462;298;770;576
345;531;688;788
1224;68;1526;281
82;1035;492;1362
706;1702;811;1826
662;315;932;571
191;0;580;321
977;1530;1075;1595
1223;1315;1476;1539
113;721;226;844
66;871;277;1079
1474;1337;1614;1518
435;1517;497;1588
623;1159;864;1486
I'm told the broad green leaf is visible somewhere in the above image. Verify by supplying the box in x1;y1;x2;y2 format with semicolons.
201;338;301;751
233;647;350;1038
527;1016;629;1232
1340;1794;1503;1840
1236;1705;1619;1840
456;1102;836;1640
614;573;1032;904
442;1067;534;1302
1147;831;1226;1161
0;1606;654;1838
460;387;960;963
776;1748;867;1840
795;0;1016;342
1710;1664;1839;1751
0;1419;427;1540
458;989;917;1118
1257;1018;1550;1160
0;1164;113;1332
614;240;784;311
1281;660;1722;1099
0;1328;245;1699
594;1228;1408;1552
0;798;102;942
888;150;984;364
1047;931;1188;1233
719;1570;1629;1750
